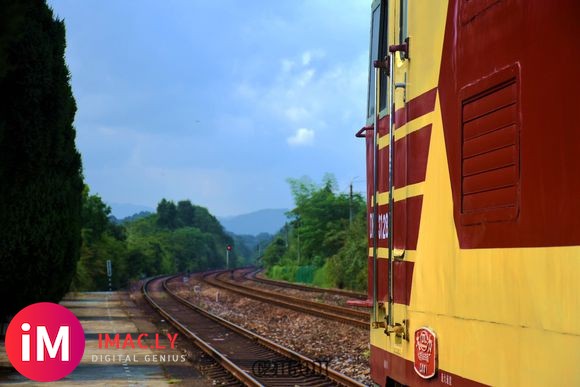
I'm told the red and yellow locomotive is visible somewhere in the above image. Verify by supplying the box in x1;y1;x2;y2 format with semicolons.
357;1;580;385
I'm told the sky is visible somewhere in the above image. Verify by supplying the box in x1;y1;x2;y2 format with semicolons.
47;0;371;217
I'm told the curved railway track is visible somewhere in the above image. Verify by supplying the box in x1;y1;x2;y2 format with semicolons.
202;271;370;329
143;275;365;386
245;269;367;300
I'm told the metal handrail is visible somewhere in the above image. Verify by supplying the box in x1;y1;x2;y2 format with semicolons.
387;51;395;328
371;65;380;326
355;124;373;138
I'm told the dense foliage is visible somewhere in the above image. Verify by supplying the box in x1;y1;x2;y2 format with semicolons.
262;175;367;291
72;196;242;291
231;232;273;264
126;199;237;276
72;188;127;291
0;1;84;320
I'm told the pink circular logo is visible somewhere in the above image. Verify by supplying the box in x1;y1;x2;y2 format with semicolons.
5;302;85;382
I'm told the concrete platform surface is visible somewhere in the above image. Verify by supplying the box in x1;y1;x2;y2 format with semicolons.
0;292;208;386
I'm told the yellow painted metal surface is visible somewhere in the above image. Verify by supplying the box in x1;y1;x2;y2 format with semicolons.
372;90;580;387
369;1;580;385
377;182;424;205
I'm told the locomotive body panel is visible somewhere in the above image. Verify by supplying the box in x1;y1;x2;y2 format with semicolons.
363;1;580;385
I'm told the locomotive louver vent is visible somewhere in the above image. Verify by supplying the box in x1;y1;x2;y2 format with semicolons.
460;76;520;225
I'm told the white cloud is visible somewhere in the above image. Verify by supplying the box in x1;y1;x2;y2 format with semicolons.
287;128;314;146
284;106;309;122
301;50;326;66
235;82;257;99
297;68;315;87
281;59;295;73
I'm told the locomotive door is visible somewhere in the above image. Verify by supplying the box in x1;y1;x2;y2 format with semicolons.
363;0;416;340
386;0;412;341
362;0;410;321
363;0;390;326
388;0;437;341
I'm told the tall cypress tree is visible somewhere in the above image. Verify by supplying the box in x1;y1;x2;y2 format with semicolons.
0;0;83;321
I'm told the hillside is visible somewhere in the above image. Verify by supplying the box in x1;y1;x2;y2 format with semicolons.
109;202;155;219
219;208;288;235
72;197;239;291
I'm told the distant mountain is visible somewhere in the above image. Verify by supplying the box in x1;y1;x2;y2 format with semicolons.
219;209;288;236
116;211;153;224
108;202;155;219
229;232;274;264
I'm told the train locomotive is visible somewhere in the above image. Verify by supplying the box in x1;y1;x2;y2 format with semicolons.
356;1;580;385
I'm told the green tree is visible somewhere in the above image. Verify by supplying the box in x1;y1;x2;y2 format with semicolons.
176;200;195;227
262;237;286;267
263;174;367;291
328;210;368;290
71;192;241;290
124;201;238;275
192;205;224;235
0;0;83;319
286;174;354;262
125;249;150;279
81;187;111;242
72;188;128;291
156;199;178;229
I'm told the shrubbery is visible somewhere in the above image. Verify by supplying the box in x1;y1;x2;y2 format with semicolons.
0;1;83;320
72;195;240;291
262;175;367;292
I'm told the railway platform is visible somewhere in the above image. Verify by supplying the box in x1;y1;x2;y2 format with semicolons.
0;292;206;386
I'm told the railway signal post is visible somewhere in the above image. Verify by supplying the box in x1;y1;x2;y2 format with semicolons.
106;259;112;291
226;245;232;270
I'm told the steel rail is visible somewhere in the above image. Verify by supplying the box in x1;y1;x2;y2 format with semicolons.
211;271;369;321
164;276;366;387
147;275;366;387
203;271;370;329
245;268;367;300
228;269;369;319
142;276;261;386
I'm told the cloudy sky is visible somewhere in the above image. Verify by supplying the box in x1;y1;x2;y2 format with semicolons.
47;0;371;217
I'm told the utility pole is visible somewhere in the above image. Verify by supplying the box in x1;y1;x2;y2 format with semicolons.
297;225;301;265
349;181;353;226
349;176;359;227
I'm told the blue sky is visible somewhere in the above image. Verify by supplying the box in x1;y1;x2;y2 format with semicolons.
47;0;370;217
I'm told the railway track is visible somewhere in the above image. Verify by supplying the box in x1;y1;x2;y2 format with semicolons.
245;269;367;300
143;275;365;387
202;270;370;329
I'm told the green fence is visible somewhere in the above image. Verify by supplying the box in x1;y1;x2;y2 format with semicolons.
295;265;316;284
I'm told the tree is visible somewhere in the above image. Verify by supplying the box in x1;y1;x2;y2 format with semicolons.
262;237;286;267
71;193;241;290
286;174;354;263
262;174;367;291
81;187;111;242
0;0;83;320
123;200;238;277
125;249;151;278
72;188;128;291
192;206;224;234
176;200;195;227
156;199;178;229
328;210;368;290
